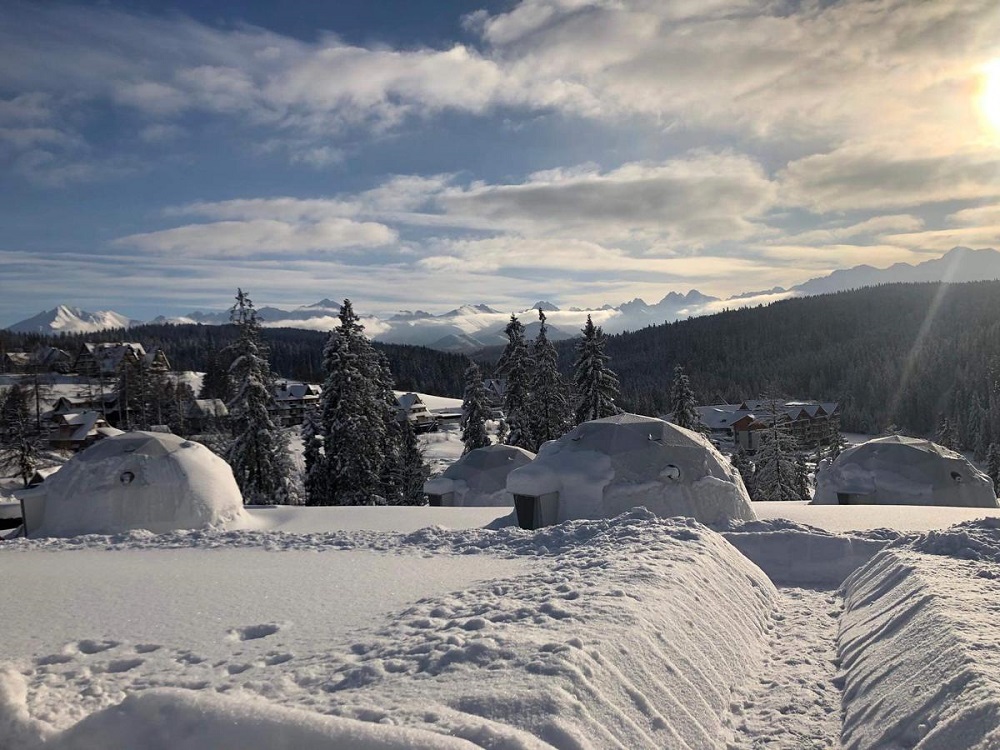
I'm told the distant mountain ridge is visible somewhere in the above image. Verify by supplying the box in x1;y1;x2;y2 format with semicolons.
7;247;1000;350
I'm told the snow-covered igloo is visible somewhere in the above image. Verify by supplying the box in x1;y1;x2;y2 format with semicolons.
22;431;247;537
506;413;757;529
423;444;535;506
813;435;998;507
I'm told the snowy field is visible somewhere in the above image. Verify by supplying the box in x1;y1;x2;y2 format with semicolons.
4;504;1000;748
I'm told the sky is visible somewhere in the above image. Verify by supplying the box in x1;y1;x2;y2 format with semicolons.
2;0;1000;325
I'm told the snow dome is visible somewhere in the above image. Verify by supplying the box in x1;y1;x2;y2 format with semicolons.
813;435;998;508
506;414;756;529
23;431;247;537
424;444;535;506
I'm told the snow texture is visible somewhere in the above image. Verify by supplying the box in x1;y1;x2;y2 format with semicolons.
507;414;756;526
424;445;535;507
814;435;998;508
23;431;246;537
1;510;778;749
839;527;1000;749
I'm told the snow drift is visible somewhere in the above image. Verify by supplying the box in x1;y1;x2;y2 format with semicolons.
23;431;246;537
2;511;778;749
838;518;1000;749
424;445;535;507
814;435;997;508
507;414;756;526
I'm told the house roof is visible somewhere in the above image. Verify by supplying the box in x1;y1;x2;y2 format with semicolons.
396;392;425;410
185;399;229;418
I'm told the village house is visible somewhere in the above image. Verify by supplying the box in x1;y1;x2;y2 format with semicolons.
46;411;123;451
73;342;171;378
272;381;321;426
183;399;229;433
395;392;438;432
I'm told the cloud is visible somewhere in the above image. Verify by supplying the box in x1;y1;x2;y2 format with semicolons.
115;218;397;256
785;214;926;244
779;146;1000;212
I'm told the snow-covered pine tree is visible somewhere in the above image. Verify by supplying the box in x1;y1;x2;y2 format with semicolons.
314;299;388;506
116;355;152;430
730;448;755;495
826;422;847;459
224;289;296;505
752;403;801;501
528;309;572;449
301;408;325;503
395;418;429;505
988;442;1000;494
496;314;534;451
461;362;492;455
794;453;811;501
668;365;701;431
573;314;620;424
200;351;233;402
0;386;39;488
935;415;958;450
371;348;407;505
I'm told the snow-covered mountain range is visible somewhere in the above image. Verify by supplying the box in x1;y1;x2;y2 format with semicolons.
8;247;1000;351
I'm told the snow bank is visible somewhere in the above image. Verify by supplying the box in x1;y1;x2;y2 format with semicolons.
25;432;246;538
507;414;755;526
45;688;477;750
838;520;1000;749
3;511;778;749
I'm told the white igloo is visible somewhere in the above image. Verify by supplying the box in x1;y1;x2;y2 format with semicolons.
813;434;998;507
506;413;756;529
22;431;247;537
424;444;535;506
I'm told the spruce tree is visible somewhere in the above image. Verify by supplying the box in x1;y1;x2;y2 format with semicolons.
200;351;233;402
827;422;847;460
301;408;325;502
669;365;701;431
313;299;387;505
224;289;296;505
752;402;801;501
496;314;534;451
573;315;620;424
0;386;39;488
528;309;572;449
730;448;755;496
395;418;429;505
935;415;958;450
794;453;811;501
461;362;491;455
988;442;1000;494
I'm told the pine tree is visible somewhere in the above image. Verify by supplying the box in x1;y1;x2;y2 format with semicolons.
496;314;534;451
794;453;811;501
752;403;801;501
200;351;233;402
313;299;388;506
988;442;1000;495
461;362;491;455
395;418;429;505
0;386;39;488
224;289;296;505
935;415;958;450
669;365;701;431
301;408;325;502
730;448;755;496
528;309;572;449
826;422;847;460
573;315;620;424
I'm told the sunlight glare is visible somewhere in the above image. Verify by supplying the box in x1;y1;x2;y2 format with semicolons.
980;59;1000;136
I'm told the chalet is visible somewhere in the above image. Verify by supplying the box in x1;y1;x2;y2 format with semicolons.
30;346;73;373
73;343;170;378
184;399;229;432
273;381;321;426
395;392;438;432
1;351;31;373
696;399;840;453
47;411;123;451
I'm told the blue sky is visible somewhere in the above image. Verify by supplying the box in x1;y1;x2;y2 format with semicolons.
2;0;1000;326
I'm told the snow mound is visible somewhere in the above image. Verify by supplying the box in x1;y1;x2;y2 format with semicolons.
424;445;535;506
892;516;1000;562
507;414;755;526
814;435;998;507
840;545;1000;749
24;431;246;538
43;688;476;750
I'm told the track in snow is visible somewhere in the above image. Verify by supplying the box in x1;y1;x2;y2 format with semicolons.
726;586;844;749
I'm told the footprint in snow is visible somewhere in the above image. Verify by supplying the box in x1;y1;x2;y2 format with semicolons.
103;658;144;673
227;623;282;641
76;639;119;655
135;644;161;654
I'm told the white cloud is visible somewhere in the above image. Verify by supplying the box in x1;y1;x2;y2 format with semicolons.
115;218;397;256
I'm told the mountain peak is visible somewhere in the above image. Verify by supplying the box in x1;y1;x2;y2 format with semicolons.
531;301;560;312
7;306;133;334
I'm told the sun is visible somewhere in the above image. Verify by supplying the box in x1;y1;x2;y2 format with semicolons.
979;59;1000;135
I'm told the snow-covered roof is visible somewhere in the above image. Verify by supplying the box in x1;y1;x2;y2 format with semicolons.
24;431;247;537
396;392;425;410
274;382;321;401
185;399;229;418
424;444;535;506
813;435;998;508
507;414;756;525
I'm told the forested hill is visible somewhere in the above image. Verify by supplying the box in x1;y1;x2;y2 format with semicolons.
0;323;470;397
577;281;1000;437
